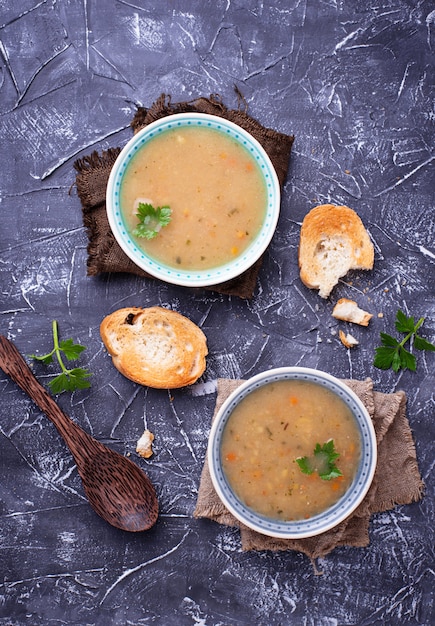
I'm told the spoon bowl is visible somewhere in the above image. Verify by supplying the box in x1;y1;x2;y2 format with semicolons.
0;335;159;532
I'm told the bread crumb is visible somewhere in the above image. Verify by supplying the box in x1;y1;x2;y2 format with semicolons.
339;330;359;348
136;429;155;458
332;298;373;326
378;312;384;318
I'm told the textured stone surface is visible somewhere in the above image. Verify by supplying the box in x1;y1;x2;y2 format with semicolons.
0;1;434;624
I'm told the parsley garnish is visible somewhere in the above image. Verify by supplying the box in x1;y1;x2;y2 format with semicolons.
31;320;91;394
374;310;435;373
296;440;342;481
132;202;172;239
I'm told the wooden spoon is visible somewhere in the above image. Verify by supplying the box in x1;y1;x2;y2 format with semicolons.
0;335;159;532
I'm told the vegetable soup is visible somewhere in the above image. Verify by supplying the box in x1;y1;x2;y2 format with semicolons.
120;126;267;270
221;380;362;521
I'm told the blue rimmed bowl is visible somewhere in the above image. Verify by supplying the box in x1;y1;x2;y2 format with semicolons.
208;367;377;539
106;112;280;287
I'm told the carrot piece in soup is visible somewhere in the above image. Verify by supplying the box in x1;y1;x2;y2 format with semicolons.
331;476;344;491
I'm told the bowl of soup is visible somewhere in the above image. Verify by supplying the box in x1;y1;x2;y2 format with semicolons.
106;112;281;287
208;367;377;539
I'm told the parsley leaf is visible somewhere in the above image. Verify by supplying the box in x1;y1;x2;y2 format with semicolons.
374;310;435;373
31;321;91;394
295;455;312;475
395;309;416;334
414;335;435;352
59;338;86;361
296;439;343;481
49;368;91;394
32;352;54;365
132;202;172;239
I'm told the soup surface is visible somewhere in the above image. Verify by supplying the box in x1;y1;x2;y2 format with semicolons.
221;380;362;521
120;126;267;270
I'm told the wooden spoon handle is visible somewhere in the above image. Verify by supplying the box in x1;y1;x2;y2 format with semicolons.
0;335;93;454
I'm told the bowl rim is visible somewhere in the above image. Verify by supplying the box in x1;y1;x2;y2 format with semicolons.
106;112;281;287
207;367;378;539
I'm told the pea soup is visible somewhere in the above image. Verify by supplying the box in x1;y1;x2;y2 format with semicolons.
221;380;362;521
120;126;267;270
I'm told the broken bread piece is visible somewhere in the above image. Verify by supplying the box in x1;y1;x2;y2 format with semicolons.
136;429;155;458
339;330;359;348
333;298;373;326
100;306;208;388
298;204;374;298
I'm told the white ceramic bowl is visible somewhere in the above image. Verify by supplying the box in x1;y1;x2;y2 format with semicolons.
106;112;280;287
208;367;377;539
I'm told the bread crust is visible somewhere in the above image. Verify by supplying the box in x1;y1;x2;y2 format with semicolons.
298;204;374;298
332;298;373;326
136;429;155;458
100;307;208;388
339;329;359;348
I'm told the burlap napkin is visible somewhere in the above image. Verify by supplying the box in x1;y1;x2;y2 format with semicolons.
74;92;294;299
194;378;424;561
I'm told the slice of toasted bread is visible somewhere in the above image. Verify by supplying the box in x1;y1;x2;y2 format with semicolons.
298;204;374;298
332;298;373;326
100;307;208;388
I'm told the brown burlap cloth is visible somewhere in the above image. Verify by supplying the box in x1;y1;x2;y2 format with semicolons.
194;378;424;563
74;92;294;299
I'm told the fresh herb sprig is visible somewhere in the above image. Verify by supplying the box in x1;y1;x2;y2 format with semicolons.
296;440;342;481
374;310;435;373
31;321;91;394
132;202;172;239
